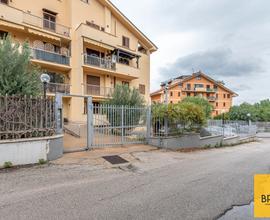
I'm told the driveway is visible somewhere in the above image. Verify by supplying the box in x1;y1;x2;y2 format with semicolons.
0;138;270;220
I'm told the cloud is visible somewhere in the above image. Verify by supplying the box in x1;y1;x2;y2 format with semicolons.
159;48;262;80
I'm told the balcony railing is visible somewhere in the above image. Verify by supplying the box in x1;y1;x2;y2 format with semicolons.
207;96;217;102
83;54;116;71
31;48;70;66
47;83;71;94
83;84;114;97
23;13;70;37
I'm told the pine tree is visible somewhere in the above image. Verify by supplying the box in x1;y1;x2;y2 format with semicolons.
0;36;41;96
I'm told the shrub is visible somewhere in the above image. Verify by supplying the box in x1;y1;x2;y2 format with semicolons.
3;161;13;169
38;159;47;165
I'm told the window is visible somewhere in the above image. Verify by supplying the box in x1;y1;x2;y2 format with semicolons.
187;92;191;97
178;92;181;97
216;102;218;107
214;85;218;91
0;30;8;40
223;102;226;107
170;91;173;97
196;76;201;80
194;84;204;88
170;101;173;104
139;84;145;95
81;0;89;3
122;36;130;48
227;94;231;99
43;10;56;31
122;81;129;87
186;83;191;90
216;111;219;115
0;0;8;4
216;94;218;99
223;94;226;99
138;42;147;54
178;83;183;88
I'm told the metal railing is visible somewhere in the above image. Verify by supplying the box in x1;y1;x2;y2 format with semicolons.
206;120;257;138
207;96;217;101
83;54;116;71
0;95;55;140
23;13;70;37
47;83;71;94
83;84;114;97
31;48;70;66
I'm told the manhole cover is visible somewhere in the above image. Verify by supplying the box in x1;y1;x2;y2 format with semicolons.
102;155;129;165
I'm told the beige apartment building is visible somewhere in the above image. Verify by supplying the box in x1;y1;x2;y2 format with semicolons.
0;0;157;122
151;72;238;117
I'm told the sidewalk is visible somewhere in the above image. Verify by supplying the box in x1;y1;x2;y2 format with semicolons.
53;145;158;168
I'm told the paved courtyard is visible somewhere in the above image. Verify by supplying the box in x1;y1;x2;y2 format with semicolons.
0;137;270;220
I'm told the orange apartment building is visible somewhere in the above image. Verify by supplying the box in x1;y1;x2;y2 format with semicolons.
0;0;157;123
150;72;238;116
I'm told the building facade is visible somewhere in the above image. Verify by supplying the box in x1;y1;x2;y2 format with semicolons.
0;0;157;122
150;72;238;116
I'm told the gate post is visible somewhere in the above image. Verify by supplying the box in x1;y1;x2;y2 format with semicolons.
146;106;151;143
55;93;63;134
87;96;94;150
121;105;124;145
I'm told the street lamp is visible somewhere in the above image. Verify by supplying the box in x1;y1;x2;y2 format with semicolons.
40;73;50;99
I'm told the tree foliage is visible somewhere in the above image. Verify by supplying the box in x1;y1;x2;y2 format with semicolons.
182;96;213;118
105;84;145;106
0;36;41;96
214;99;270;122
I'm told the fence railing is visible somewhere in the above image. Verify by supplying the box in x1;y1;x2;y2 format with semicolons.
83;54;116;71
23;13;70;37
31;48;70;66
47;83;71;94
206;120;257;138
83;84;114;97
253;122;270;132
0;96;55;140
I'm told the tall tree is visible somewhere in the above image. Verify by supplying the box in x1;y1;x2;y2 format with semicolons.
0;36;41;96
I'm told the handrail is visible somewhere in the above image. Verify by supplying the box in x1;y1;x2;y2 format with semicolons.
84;54;116;71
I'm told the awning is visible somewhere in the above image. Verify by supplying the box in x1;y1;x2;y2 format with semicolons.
28;28;60;41
83;37;115;51
0;20;24;30
116;49;140;59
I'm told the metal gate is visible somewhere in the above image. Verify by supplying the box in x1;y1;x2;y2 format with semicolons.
88;98;150;148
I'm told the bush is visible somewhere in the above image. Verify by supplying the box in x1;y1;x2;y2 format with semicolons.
38;159;47;165
0;36;41;96
152;102;206;135
3;161;13;169
182;96;213;118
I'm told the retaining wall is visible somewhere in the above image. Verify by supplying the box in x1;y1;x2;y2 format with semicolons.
0;135;63;167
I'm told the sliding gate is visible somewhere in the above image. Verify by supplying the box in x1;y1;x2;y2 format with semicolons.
88;101;150;148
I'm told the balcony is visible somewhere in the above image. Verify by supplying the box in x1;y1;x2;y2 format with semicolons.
207;96;217;102
31;48;70;66
47;83;71;94
23;13;70;37
0;3;70;37
83;54;116;71
83;84;114;97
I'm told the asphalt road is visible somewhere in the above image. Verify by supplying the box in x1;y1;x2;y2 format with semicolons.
1;138;270;220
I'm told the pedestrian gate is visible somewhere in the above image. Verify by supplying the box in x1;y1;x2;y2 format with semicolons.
87;98;150;148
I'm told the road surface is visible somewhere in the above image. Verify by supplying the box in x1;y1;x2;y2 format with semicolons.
0;138;270;220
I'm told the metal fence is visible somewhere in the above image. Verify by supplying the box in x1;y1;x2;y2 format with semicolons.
253;122;270;132
89;104;149;147
0;96;55;140
206;120;257;138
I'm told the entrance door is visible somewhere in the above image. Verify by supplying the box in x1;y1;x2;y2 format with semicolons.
87;75;100;96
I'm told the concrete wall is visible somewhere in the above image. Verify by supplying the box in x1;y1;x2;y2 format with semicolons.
0;135;63;167
149;134;223;150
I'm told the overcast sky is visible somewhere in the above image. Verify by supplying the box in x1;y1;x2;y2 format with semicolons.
111;0;270;104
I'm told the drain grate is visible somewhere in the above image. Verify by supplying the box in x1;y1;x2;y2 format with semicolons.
102;155;129;165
